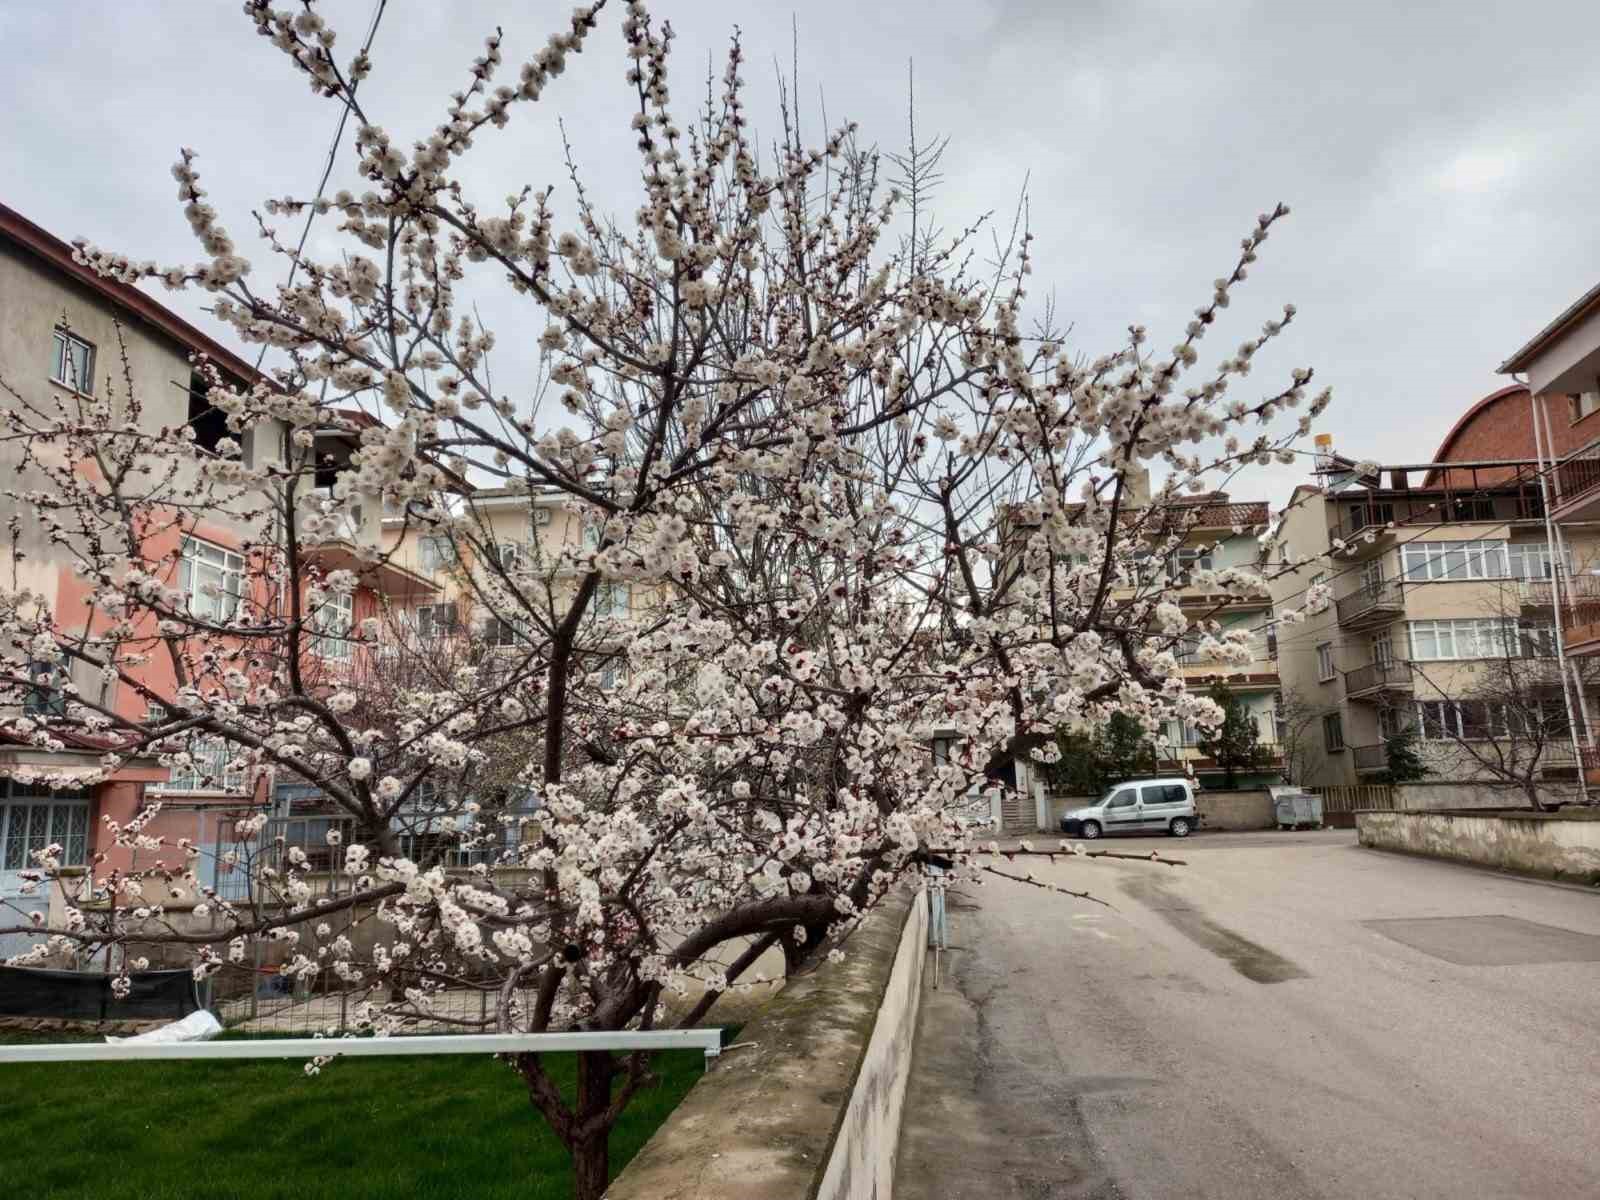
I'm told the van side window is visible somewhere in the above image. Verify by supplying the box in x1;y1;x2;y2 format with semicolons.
1162;785;1188;804
1140;786;1168;805
1106;789;1137;809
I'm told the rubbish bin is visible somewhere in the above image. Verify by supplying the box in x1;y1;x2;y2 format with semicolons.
1273;791;1323;830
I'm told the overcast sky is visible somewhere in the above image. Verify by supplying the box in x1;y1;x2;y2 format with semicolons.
4;0;1598;506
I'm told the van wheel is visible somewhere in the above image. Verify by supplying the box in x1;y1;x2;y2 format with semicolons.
1080;821;1102;840
1169;818;1192;838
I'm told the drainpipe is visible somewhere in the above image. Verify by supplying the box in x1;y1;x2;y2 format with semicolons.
1526;384;1590;803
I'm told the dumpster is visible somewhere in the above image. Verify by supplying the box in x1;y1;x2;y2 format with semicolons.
1272;791;1323;830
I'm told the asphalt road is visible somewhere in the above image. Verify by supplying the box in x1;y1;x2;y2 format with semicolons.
895;829;1600;1199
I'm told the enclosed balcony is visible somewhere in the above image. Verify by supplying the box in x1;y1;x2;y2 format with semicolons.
1334;579;1405;631
1343;659;1413;701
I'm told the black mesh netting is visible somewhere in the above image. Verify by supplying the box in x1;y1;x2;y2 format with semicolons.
0;966;201;1020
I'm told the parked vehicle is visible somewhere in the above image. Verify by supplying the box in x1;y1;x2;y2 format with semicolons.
1059;778;1199;839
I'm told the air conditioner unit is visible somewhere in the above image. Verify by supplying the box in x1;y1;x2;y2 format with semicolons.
533;507;553;527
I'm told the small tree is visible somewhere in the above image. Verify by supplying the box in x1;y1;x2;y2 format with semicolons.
1275;687;1329;786
1099;712;1159;785
1196;682;1262;788
1379;720;1427;784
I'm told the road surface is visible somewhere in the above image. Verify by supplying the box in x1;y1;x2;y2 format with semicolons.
896;829;1600;1199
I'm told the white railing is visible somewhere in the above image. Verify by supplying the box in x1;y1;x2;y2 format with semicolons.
0;1029;723;1065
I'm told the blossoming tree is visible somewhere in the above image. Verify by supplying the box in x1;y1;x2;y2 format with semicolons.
0;2;1331;1193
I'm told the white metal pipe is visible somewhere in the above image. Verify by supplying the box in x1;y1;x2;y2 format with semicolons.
0;1029;722;1065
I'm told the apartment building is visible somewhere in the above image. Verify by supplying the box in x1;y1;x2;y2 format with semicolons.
1001;471;1281;791
1153;492;1282;786
0;203;437;932
381;484;641;670
1270;394;1600;789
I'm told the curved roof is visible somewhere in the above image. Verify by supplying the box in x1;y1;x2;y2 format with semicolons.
1429;384;1531;464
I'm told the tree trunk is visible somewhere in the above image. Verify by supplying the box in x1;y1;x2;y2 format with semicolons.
570;1051;613;1200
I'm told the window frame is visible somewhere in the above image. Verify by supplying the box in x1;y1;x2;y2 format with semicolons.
312;589;355;662
414;602;458;641
1316;642;1335;682
418;535;459;574
149;704;246;795
1399;539;1508;582
1322;712;1345;752
50;328;95;395
0;783;91;873
178;537;244;622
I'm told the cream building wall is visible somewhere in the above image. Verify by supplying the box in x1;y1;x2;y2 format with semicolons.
1270;481;1600;787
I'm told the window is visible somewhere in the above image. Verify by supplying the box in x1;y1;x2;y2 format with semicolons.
1104;789;1137;809
1171;546;1214;580
1570;393;1600;423
186;371;228;453
1407;618;1518;661
1359;559;1384;592
1322;713;1344;752
1507;542;1571;580
418;535;458;574
50;329;94;394
1310;572;1326;589
414;602;459;640
492;541;525;572
312;590;354;661
594;583;629;619
582;524;603;551
1378;703;1402;740
1371;633;1393;666
0;784;90;872
21;657;67;717
1142;784;1186;805
1316;642;1335;682
151;706;245;793
1400;540;1506;582
179;538;243;621
486;615;526;648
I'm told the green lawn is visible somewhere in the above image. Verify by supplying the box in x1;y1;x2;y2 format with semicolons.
0;1030;706;1200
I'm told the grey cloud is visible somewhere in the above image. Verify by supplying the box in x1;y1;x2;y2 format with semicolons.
3;0;1597;503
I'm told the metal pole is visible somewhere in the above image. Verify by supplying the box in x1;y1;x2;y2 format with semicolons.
1529;388;1590;803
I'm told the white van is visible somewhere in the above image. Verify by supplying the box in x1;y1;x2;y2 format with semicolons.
1059;778;1200;839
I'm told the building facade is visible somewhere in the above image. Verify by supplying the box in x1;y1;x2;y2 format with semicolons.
0;203;435;941
1270;395;1600;791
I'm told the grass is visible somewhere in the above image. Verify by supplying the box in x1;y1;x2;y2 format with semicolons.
0;1029;707;1200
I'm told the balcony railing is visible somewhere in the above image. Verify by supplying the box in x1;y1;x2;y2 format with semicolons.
1519;574;1600;608
1343;659;1413;699
1330;501;1395;545
1553;444;1600;517
1334;579;1405;629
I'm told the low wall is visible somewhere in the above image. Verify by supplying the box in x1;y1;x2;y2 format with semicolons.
1357;809;1600;885
1046;788;1274;832
606;886;927;1200
1196;789;1275;831
1394;781;1584;812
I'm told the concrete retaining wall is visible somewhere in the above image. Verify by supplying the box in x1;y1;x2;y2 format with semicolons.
1394;781;1584;811
606;887;927;1199
1357;809;1600;884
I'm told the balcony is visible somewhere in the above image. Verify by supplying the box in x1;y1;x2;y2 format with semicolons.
1561;600;1600;657
1327;502;1401;558
1351;743;1389;773
1551;441;1600;523
1519;574;1600;609
1343;659;1413;700
1334;580;1405;631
